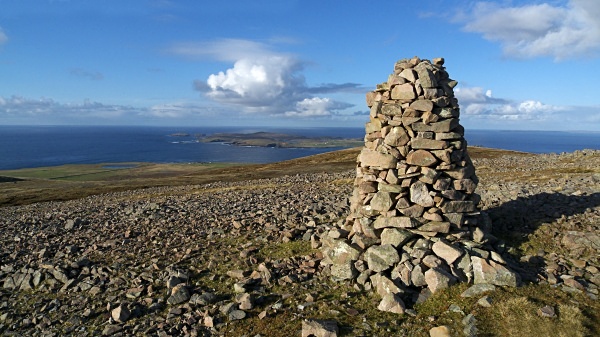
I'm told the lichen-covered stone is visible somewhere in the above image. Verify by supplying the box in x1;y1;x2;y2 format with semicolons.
366;244;400;272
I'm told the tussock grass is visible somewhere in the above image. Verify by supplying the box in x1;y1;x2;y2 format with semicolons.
493;297;588;337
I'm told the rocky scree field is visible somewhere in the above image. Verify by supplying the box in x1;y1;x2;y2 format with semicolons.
0;147;599;336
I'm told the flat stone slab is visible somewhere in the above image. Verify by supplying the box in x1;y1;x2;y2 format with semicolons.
373;216;419;229
460;283;497;298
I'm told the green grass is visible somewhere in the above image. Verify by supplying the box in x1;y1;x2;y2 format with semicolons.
258;241;315;260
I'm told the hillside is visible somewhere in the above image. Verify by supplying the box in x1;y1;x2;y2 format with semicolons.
0;147;599;336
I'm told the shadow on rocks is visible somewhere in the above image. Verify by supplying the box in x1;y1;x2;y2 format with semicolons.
486;192;600;282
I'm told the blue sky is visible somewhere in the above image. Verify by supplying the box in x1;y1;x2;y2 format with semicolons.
0;0;599;130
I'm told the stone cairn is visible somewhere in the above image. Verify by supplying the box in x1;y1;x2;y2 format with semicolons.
322;56;519;313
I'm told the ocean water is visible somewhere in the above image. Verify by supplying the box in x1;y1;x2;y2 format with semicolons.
0;126;598;170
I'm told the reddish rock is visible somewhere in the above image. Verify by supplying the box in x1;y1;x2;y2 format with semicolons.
407;150;438;167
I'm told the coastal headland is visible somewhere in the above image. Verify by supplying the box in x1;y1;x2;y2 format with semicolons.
197;131;364;148
0;147;599;336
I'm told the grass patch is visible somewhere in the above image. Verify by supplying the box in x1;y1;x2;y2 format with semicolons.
476;284;599;337
258;241;315;260
493;297;587;337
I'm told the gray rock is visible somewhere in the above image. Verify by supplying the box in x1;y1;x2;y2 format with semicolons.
370;191;394;212
410;138;449;150
3;275;17;289
412;119;458;133
417;221;451;233
397;203;424;217
411;265;427;287
472;257;520;287
407;150;438;167
102;324;123;336
391;83;416;101
323;238;361;265
477;295;493;307
380;228;413;247
236;292;254;310
330;261;357;281
429;325;452;337
220;302;237;315
51;269;69;284
399;68;417;83
425;268;456;293
381;103;403;116
111;304;130;323
167;284;190;305
462;313;478;337
366;244;400;272
359;148;397;169
537;305;556;318
410;99;434;112
439;200;476;213
192;291;218;305
415;63;437;88
460;283;496;298
228;309;246;321
432;241;463;265
166;275;183;289
302;319;339;337
371;273;403;297
373;216;419;229
410;181;434;207
384;127;410;147
377;293;406;314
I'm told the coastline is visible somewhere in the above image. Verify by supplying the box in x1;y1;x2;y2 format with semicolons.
0;126;599;171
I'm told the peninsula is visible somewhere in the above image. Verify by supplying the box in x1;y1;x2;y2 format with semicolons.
197;131;363;148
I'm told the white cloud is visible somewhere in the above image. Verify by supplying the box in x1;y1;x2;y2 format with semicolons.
205;56;303;111
456;86;568;121
285;97;333;117
455;86;509;105
0;95;222;124
460;0;600;60
0;96;133;120
0;27;7;45
171;38;361;118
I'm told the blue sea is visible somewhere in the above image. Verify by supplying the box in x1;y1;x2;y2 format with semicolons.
0;126;598;170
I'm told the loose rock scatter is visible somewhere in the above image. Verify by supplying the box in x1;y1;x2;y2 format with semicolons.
0;148;599;335
323;57;519;311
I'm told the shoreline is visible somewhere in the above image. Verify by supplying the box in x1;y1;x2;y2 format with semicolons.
0;145;536;176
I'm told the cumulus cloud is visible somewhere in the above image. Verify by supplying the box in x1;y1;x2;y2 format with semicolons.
170;38;362;118
459;0;600;60
205;55;305;112
456;86;572;122
284;97;354;117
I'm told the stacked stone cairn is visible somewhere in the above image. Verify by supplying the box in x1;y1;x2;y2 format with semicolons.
321;56;519;313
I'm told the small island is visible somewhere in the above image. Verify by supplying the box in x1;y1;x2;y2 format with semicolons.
197;131;363;148
169;133;191;137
